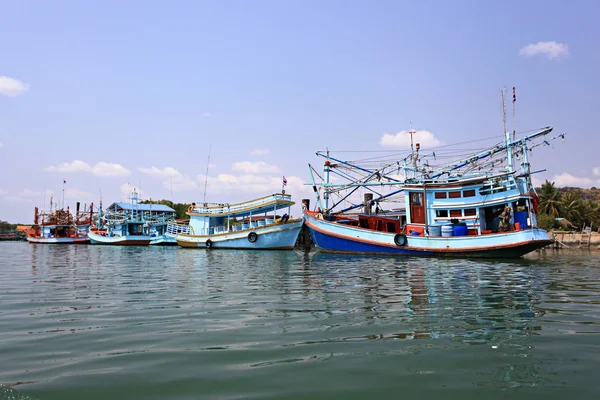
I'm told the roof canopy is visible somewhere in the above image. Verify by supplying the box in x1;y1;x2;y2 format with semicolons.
108;202;175;212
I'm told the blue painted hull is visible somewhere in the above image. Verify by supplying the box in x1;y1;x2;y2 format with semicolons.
176;219;303;249
304;211;552;258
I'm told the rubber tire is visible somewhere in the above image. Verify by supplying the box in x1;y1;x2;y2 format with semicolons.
248;232;258;243
394;233;407;247
206;239;213;249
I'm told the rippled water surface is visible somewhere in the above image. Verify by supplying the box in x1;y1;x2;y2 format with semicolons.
1;242;599;399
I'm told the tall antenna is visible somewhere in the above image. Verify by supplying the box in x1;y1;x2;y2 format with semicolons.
512;86;516;141
203;144;212;203
62;179;66;210
501;89;507;137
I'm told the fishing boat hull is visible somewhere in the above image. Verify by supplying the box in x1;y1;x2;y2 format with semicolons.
176;219;303;249
304;211;552;258
88;230;153;245
26;236;90;244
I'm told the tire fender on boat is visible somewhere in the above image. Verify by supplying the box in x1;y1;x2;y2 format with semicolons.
394;233;407;247
205;239;213;249
188;205;194;213
248;232;258;243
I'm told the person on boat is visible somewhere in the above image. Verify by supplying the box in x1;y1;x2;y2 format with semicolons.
499;205;513;232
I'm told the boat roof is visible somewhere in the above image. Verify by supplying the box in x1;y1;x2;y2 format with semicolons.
189;193;294;217
107;202;175;212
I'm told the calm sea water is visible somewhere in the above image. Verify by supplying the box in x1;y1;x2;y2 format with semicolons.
0;242;599;400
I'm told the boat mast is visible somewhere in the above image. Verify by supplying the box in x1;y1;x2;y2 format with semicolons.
324;148;331;212
203;145;211;204
502;89;514;171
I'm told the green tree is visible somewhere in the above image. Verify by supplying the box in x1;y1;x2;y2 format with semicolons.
140;199;191;220
580;199;600;229
537;180;562;217
560;191;583;227
0;220;17;232
536;213;559;231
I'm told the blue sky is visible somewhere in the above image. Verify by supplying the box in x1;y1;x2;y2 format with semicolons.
1;0;598;223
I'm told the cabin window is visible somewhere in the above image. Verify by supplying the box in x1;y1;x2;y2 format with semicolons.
463;189;476;197
436;210;448;218
359;218;369;228
435;192;447;199
376;220;383;231
450;210;462;217
449;191;461;198
386;222;396;232
464;208;476;216
410;192;422;206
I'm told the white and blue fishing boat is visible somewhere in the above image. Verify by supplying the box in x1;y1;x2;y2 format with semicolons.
88;190;176;245
304;125;564;258
172;193;303;249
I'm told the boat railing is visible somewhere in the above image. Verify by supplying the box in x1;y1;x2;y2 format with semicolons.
190;193;292;215
182;217;290;237
166;222;192;236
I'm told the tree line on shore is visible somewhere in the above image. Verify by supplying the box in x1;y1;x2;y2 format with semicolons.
536;181;600;231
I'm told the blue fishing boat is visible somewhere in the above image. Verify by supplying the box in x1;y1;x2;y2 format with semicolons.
172;193;303;249
304;126;564;258
88;189;176;245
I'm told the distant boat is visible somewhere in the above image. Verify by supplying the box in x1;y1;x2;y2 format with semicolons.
26;202;94;244
88;189;176;245
304;126;563;258
172;193;303;249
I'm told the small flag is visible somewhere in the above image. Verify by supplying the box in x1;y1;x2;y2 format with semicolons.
63;180;66;184
512;87;516;103
282;176;287;186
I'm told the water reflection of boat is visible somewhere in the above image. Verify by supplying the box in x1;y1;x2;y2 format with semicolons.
305;125;564;258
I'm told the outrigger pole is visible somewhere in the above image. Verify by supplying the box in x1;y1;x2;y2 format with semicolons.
313;126;560;215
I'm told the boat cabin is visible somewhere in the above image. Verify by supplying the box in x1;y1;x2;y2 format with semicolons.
404;173;536;237
184;193;294;236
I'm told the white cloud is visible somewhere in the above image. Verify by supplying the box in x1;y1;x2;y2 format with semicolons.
519;41;568;60
205;174;306;196
249;148;270;156
64;188;94;201
4;188;41;202
0;76;30;97
138;166;198;191
232;161;282;174
93;162;131;177
380;129;441;148
0;142;3;148
552;172;595;187
200;112;214;118
593;167;600;177
44;160;131;177
208;163;217;169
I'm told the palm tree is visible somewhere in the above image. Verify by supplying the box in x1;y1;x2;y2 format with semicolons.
580;199;600;229
537;180;562;217
560;191;583;227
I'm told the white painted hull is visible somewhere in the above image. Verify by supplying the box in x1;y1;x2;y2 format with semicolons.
26;236;90;244
88;230;152;245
